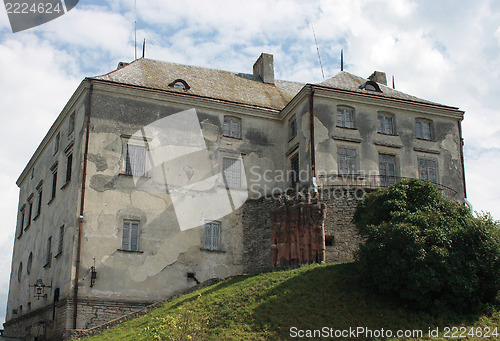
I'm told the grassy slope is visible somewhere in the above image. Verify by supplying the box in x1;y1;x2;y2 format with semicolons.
84;263;499;340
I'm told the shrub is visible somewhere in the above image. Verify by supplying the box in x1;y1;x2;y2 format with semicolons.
354;179;500;312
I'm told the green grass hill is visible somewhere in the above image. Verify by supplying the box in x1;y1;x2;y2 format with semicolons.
81;262;499;340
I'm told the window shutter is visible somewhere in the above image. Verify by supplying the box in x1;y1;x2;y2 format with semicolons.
204;223;211;249
213;223;221;251
223;118;230;136
377;115;384;133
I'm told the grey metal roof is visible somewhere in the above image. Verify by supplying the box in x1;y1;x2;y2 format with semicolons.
316;71;453;108
93;58;305;110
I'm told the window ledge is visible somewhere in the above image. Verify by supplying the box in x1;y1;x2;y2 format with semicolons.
415;137;435;142
43;261;51;269
335;126;358;130
17;233;23;240
47;197;55;206
200;248;225;253
117;249;144;254
33;214;40;221
377;132;398;137
61;181;70;190
288;134;297;143
54;252;63;259
24;224;31;231
222;135;242;141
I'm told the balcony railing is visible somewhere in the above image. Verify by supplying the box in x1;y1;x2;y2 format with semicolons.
316;174;458;201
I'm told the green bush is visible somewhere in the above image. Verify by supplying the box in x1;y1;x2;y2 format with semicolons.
354;179;500;312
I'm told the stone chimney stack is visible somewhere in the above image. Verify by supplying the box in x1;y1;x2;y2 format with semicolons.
253;53;274;84
368;71;387;86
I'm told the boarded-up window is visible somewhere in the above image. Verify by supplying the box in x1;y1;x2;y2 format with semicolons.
338;147;358;175
223;117;241;139
122;220;140;251
204;221;221;251
222;157;241;188
125;144;146;177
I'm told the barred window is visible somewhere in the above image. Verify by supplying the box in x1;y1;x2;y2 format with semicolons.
122;220;140;251
222;157;241;188
223;117;241;139
337;106;355;128
204;221;221;251
125;144;146;177
338;147;358;175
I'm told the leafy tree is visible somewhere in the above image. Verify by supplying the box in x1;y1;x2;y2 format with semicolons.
354;179;500;312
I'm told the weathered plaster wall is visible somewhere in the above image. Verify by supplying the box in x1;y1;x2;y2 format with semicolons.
6;97;87;328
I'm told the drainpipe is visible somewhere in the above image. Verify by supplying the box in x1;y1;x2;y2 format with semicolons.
458;119;467;199
73;80;93;329
309;85;316;181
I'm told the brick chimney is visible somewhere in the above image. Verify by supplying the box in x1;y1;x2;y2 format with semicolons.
368;71;387;86
253;53;274;84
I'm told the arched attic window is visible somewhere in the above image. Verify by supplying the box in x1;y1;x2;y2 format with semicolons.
359;80;382;92
168;79;190;91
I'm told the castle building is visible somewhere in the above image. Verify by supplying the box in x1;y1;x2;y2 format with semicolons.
4;53;466;340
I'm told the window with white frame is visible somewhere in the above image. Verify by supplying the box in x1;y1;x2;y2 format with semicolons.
122;220;140;251
125;144;147;177
223;116;241;139
377;113;395;135
222;157;242;188
338;147;358;175
418;158;438;183
203;221;221;251
337;106;355;128
416;119;433;140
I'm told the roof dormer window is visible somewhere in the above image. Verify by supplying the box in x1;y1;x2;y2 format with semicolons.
360;80;382;92
168;79;190;91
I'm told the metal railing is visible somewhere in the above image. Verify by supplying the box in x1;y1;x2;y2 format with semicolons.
316;174;458;200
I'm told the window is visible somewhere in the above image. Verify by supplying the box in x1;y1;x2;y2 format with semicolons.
122;220;139;251
222;157;242;188
418;158;438;183
53;132;60;154
27;252;32;275
203;221;221;251
18;206;25;237
65;152;73;183
223;117;241;139
337;106;355;128
26;196;33;228
51;167;58;200
416;119;433;140
57;225;64;255
18;262;22;282
35;183;43;218
68;112;75;135
125;144;146;177
338;147;358;175
290;153;299;186
289;116;297;140
168;79;190;90
377;114;394;135
45;236;52;267
379;154;397;186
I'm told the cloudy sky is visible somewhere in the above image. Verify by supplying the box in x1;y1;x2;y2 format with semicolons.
0;0;499;325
